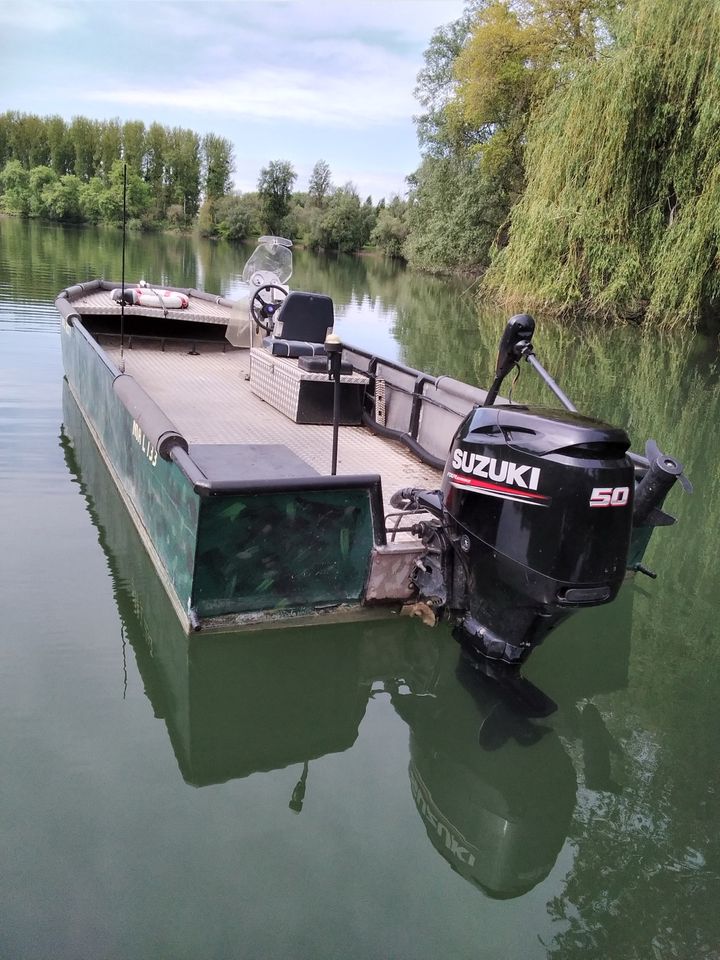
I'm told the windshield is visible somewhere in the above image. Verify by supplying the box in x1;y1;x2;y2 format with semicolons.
241;236;293;284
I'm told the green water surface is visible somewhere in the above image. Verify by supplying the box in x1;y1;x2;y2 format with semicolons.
1;216;718;960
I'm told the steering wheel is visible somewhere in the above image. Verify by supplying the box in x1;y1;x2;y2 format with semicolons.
250;284;287;332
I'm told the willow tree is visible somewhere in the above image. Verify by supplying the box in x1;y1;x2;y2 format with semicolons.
486;0;720;327
406;0;617;273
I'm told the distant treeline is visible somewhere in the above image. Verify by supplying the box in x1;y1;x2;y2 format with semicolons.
200;157;407;257
0;111;407;257
0;111;233;228
9;0;716;330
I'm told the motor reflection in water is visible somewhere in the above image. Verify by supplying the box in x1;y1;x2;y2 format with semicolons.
389;649;575;898
62;380;634;901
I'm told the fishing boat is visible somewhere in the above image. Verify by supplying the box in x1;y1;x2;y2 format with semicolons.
56;236;690;665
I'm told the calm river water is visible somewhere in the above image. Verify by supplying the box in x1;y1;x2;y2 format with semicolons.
1;216;718;960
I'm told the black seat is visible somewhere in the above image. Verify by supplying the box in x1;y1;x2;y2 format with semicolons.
263;291;334;358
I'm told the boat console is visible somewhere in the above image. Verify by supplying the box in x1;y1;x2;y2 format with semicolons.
249;347;368;424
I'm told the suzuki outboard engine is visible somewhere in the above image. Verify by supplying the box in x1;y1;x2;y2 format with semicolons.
443;404;635;664
397;313;689;667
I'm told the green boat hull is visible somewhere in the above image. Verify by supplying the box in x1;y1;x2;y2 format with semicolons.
60;315;381;629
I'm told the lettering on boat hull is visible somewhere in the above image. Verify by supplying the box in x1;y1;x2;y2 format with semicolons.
132;420;159;467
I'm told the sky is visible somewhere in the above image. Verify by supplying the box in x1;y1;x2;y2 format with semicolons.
0;0;465;201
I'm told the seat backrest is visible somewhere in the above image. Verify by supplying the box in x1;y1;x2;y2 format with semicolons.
274;291;334;343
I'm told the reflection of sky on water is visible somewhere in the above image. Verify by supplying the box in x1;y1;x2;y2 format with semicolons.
0;332;66;490
0;296;60;334
334;293;401;360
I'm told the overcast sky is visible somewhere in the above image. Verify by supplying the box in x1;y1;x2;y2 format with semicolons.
0;0;465;200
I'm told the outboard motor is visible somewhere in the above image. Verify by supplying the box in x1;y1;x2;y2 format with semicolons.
399;313;690;667
443;404;634;664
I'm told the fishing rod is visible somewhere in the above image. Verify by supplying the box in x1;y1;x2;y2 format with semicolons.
119;162;127;374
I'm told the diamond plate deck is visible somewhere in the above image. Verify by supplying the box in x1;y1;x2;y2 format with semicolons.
101;339;443;517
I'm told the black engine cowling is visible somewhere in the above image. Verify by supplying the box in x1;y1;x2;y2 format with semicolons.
441;404;634;664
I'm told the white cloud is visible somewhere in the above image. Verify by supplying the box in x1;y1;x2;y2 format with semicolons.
76;0;464;129
83;60;417;128
5;0;466;131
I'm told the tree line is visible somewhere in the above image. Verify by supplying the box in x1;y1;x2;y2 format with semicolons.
0;110;405;255
0;111;233;227
199;157;406;256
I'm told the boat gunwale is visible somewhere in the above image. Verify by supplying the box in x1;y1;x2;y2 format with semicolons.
56;277;237;309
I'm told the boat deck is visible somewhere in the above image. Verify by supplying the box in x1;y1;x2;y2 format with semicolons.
100;339;443;518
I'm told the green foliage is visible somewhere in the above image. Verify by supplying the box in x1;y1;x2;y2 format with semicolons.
450;2;538;142
407;0;621;277
407;4;525;274
199;193;260;242
122;120;145;175
217;194;260;242
0;159;31;215
308;159;332;207
69;115;99;181
413;9;477;157
28;165;58;217
0;111;231;228
99;161;151;224
405;153;507;272
25;167;84;223
166;204;185;227
165;126;202;220
257;160;297;235
0;109;411;258
371;196;410;258
144;121;167;216
197;198;215;237
79;177;105;223
42;174;83;222
486;0;720;327
305;183;375;253
202;134;235;201
3;111;51;168
98;119;121;182
46;114;74;175
294;201;323;246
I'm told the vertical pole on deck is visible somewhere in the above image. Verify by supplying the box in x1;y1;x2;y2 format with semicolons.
119;162;127;374
325;333;343;476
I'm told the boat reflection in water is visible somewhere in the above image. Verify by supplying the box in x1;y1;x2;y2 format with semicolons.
62;380;633;900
